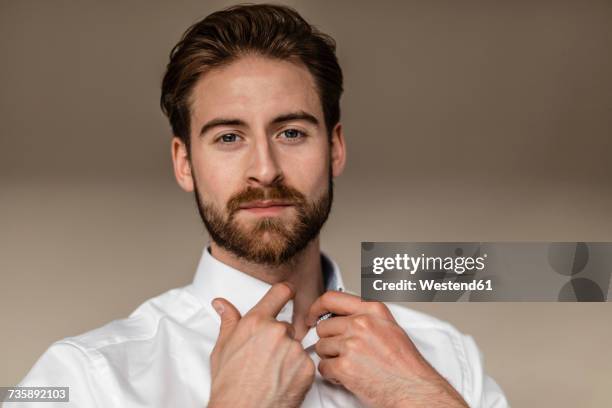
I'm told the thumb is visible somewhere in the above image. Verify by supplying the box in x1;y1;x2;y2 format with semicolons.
212;297;241;346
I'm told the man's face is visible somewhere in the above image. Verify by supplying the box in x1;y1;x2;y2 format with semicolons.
175;56;343;266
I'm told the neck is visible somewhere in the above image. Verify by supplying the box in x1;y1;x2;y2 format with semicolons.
209;238;325;340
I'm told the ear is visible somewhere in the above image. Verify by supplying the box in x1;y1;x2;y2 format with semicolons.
171;137;194;192
330;123;346;178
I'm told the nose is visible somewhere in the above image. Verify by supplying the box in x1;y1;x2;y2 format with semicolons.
245;136;284;187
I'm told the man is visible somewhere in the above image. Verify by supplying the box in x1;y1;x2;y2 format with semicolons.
13;4;508;407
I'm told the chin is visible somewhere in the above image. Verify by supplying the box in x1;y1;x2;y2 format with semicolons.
250;230;290;247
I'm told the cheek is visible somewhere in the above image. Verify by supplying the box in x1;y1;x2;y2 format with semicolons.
192;156;240;208
282;149;330;196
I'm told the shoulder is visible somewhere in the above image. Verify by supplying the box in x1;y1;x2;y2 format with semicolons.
61;285;202;352
384;302;509;408
17;285;214;406
19;285;207;383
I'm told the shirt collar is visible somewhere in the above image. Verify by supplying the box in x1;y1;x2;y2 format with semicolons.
189;244;345;326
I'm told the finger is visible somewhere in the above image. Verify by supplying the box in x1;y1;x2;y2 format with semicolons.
316;315;349;338
318;357;345;385
314;337;343;358
212;297;242;347
277;321;296;340
248;282;295;318
306;291;363;326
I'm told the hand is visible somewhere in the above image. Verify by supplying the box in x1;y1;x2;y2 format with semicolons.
306;291;468;408
208;282;315;408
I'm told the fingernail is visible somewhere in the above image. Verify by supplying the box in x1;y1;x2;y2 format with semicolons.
212;300;224;316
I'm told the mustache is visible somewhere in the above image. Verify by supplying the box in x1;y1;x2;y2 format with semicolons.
226;183;306;215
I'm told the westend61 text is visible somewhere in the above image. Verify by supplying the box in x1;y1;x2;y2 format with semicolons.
373;279;493;292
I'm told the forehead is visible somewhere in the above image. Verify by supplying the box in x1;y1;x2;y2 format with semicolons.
188;55;323;130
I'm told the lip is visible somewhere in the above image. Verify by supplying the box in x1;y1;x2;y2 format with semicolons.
239;200;294;209
238;200;295;216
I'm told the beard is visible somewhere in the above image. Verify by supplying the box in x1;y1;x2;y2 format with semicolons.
192;166;333;266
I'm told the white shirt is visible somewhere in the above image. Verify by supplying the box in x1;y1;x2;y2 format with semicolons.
13;245;509;407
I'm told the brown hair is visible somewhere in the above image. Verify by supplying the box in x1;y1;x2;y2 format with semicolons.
160;3;343;156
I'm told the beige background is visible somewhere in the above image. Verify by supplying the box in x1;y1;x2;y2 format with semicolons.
1;1;612;406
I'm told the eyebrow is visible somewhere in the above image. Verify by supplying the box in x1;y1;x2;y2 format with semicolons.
199;110;320;137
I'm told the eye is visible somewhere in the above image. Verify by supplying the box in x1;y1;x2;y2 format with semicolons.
216;133;241;144
279;128;305;141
